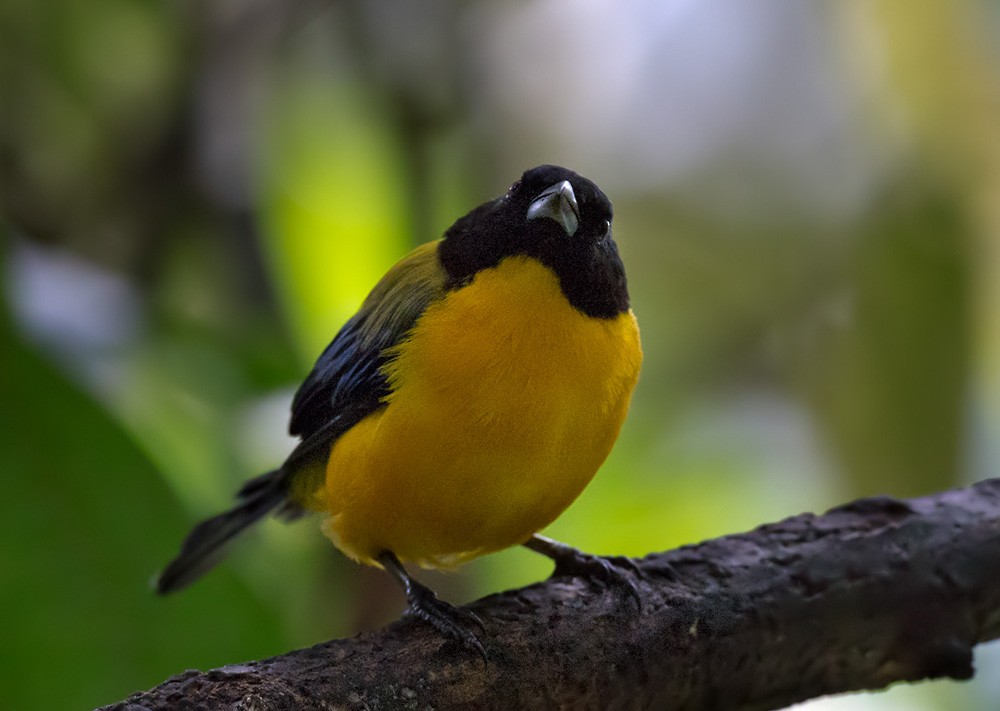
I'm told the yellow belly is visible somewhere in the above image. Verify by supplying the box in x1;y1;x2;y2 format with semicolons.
319;255;641;569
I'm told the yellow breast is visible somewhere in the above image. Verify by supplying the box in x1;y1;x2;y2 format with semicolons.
320;255;641;569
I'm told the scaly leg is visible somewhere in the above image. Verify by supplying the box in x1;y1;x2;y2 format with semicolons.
378;551;487;660
523;534;644;608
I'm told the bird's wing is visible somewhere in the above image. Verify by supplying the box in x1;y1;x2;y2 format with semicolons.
159;241;447;591
285;240;447;464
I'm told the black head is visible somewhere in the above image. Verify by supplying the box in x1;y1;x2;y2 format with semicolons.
439;165;629;318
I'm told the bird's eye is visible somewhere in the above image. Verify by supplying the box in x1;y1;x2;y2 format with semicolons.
600;219;611;237
506;180;521;198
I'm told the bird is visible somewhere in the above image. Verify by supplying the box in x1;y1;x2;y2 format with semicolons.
157;164;643;657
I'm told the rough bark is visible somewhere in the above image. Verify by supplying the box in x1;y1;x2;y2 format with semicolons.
102;479;1000;710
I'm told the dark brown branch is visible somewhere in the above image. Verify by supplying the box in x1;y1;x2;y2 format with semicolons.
101;479;1000;710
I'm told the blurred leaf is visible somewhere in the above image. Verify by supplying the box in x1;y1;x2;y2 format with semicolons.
0;322;287;711
0;0;183;259
257;69;410;360
817;188;970;496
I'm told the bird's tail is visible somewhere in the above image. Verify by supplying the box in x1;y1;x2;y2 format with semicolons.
156;469;287;594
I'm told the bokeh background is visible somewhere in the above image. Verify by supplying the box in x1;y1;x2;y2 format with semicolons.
3;1;1000;708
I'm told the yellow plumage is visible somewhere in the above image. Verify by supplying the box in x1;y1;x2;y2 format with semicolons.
319;256;641;568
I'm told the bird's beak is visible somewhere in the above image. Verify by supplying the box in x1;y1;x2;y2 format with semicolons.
526;180;580;236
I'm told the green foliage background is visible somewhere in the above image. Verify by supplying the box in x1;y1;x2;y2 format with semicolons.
2;2;1000;709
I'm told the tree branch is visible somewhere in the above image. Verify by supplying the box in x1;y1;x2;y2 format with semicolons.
102;479;1000;710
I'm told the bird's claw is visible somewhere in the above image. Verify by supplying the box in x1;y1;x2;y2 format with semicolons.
548;546;644;610
525;535;645;609
405;584;487;661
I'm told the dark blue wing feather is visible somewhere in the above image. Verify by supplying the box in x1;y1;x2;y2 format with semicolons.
158;241;447;592
287;240;446;449
288;315;374;439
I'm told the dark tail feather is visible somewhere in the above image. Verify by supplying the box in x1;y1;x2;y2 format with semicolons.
156;469;287;594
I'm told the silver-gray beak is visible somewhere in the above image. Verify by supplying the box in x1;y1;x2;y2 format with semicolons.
526;180;580;236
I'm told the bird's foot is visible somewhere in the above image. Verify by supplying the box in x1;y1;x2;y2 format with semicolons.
524;534;644;609
378;551;487;661
404;579;487;661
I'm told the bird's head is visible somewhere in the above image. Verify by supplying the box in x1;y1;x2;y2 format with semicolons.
439;166;625;318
